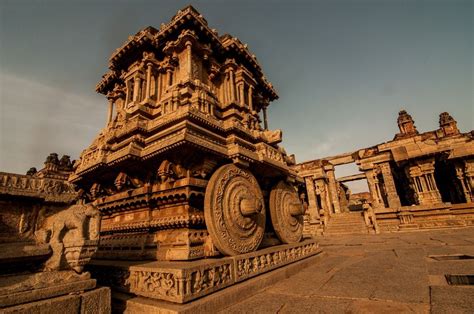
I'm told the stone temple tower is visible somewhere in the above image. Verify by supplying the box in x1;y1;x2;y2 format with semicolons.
395;110;419;139
438;112;460;137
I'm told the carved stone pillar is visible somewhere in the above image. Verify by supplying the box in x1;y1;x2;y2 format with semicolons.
365;169;381;208
106;98;114;126
248;85;254;111
463;159;474;202
378;162;401;209
157;72;162;100
224;73;230;104
125;80;131;104
145;63;152;100
186;41;192;80
133;75;141;102
229;69;236;103
262;105;268;130
373;175;385;207
455;163;472;202
325;166;341;213
238;82;245;107
304;177;320;222
324;181;332;217
406;158;442;205
166;69;173;88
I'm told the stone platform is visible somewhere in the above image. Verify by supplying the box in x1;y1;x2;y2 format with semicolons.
0;271;111;313
88;239;321;309
224;227;474;313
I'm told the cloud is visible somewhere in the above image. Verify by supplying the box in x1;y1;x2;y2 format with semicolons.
291;132;354;163
0;72;106;174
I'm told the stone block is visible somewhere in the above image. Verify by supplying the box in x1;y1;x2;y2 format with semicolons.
0;275;96;308
2;294;81;314
91;239;320;305
431;286;474;314
80;286;111;314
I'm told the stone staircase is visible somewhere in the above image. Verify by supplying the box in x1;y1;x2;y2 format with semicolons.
323;212;370;236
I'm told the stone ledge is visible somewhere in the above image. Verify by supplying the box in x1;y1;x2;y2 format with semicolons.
116;250;325;313
0;274;96;308
1;287;111;314
89;239;321;304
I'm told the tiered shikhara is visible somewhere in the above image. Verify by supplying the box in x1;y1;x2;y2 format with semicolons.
70;5;304;262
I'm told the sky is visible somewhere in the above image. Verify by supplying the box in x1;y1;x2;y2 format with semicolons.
0;0;472;192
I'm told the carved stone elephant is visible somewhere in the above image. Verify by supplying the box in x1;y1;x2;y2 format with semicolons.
35;203;100;273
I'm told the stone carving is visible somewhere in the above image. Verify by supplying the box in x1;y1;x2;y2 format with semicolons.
126;260;234;303
269;181;304;244
131;271;178;297
0;172;76;203
88;239;319;304
35;203;100;272
204;164;265;256
235;241;319;281
157;159;187;183
261;129;282;145
191;264;232;294
0;154;109;312
114;172;143;191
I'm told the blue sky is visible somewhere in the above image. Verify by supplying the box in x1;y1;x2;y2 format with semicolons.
0;0;472;192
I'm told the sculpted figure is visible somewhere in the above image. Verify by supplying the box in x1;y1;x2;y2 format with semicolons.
35;203;100;273
261;129;282;145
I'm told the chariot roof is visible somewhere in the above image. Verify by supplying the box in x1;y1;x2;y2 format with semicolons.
96;5;277;100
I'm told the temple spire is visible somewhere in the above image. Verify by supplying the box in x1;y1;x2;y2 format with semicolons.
395;109;418;139
438;112;460;137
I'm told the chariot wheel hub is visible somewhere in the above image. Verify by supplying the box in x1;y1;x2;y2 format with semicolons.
204;164;265;256
269;180;304;244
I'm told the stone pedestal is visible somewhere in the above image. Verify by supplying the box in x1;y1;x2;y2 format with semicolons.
88;239;321;306
0;245;111;314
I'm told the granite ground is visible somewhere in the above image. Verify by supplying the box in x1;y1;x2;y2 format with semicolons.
221;227;474;313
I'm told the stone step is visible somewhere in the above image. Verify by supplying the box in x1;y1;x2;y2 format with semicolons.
324;227;369;233
328;222;365;227
326;223;366;228
328;215;364;220
324;212;368;236
327;220;366;225
325;228;368;233
324;231;369;236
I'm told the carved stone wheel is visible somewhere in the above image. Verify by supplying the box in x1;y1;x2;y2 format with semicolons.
204;164;265;256
269;181;304;244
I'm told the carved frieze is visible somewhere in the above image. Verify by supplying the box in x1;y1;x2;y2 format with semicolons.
88;239;320;304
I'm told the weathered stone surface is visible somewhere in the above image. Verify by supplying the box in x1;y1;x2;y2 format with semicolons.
224;227;474;313
2;294;81;314
88;239;320;304
204;164;266;256
81;287;112;314
116;252;325;313
431;286;474;314
269;181;304;244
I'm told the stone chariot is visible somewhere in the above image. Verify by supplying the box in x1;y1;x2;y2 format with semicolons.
70;5;320;307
